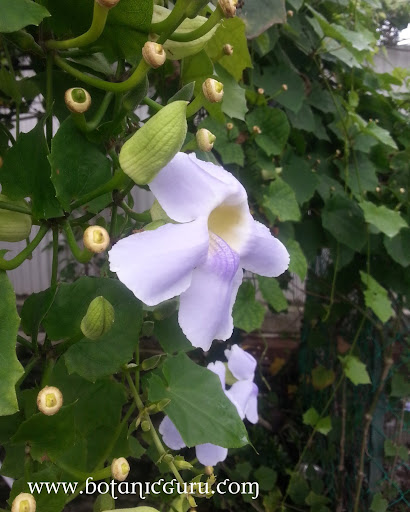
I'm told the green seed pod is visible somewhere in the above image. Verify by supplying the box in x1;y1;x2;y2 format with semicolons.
0;194;32;242
151;6;219;61
119;101;187;185
80;296;115;340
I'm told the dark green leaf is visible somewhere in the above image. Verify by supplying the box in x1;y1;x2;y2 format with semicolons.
384;229;410;267
238;0;286;39
168;82;195;104
263;179;301;222
281;154;319;204
246;107;290;156
0;0;50;33
233;282;265;332
153;314;192;354
199;117;244;166
215;64;248;121
254;466;277;491
390;372;410;398
0;272;24;416
148;353;248;448
258;276;288;312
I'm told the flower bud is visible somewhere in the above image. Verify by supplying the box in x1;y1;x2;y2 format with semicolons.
399;187;405;194
83;225;110;253
204;465;214;475
119;101;187;185
142;42;166;69
111;457;130;481
226;122;233;131
64;88;91;113
141;420;151;432
376;186;381;193
196;128;216;152
287;10;294;17
0;194;32;242
257;87;264;95
96;0;121;8
11;493;36;512
81;296;115;340
37;386;63;416
174;459;193;470
218;0;238;18
223;44;233;55
252;125;262;135
202;78;224;103
282;84;288;91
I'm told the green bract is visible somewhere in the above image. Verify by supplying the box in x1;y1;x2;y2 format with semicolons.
0;194;32;242
80;296;115;341
119;101;187;185
151;5;219;61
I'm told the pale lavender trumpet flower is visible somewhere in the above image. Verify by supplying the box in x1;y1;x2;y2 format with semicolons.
159;345;258;466
109;152;289;350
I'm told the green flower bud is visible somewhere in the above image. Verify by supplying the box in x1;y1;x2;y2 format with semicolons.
80;296;115;340
64;88;91;113
111;457;130;481
11;493;36;512
142;42;166;68
141;420;151;432
93;494;115;512
0;194;32;242
83;225;110;253
202;78;224;103
174;459;193;470
218;0;238;18
37;386;63;416
196;128;216;152
151;6;219;61
119;101;187;185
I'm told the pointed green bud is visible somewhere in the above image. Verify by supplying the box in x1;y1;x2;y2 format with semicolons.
151;6;219;61
141;420;151;432
141;354;165;371
174;459;193;470
119;101;187;185
196;128;216;152
93;493;115;512
80;296;115;340
0;194;32;242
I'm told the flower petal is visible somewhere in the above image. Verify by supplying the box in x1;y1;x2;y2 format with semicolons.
225;345;257;381
195;444;228;466
239;219;290;277
109;219;209;306
179;234;243;350
207;361;226;390
225;380;254;420
244;383;259;424
150;152;247;223
159;416;186;450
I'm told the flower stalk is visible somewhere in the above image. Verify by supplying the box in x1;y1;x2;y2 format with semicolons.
0;225;48;271
62;221;93;264
167;6;224;42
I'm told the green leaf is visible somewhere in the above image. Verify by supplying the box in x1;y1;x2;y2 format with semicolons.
360;272;393;323
42;277;143;381
281;154;319;204
0;0;50;33
205;17;252;80
215;64;248;121
0;68;22;103
364;122;398;150
302;408;332;435
233;282;265;333
20;288;57;340
322;194;367;252
254;466;277;491
49;118;112;212
153;314;192;354
148;353;248;448
258;277;288;312
0;123;63;219
254;65;305;113
390;372;410;398
182;50;214;87
238;0;286;39
263;179;301;222
168;82;195;104
360;201;407;238
199;117;244;166
286;239;307;280
347;153;378;197
287;103;315;131
384;439;408;461
384;229;410;267
246;107;290;156
311;366;335;390
370;493;388;512
288;473;310;505
0;272;24;416
339;354;371;386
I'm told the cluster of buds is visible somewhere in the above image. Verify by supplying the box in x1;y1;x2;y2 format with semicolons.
37;386;63;416
202;78;224;103
111;457;130;481
142;41;166;69
196;128;216;152
64;88;91;113
218;0;238;18
83;225;110;253
11;493;36;512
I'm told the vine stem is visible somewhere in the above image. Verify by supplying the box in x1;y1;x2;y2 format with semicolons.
71;92;114;132
0;225;48;270
120;201;151;223
62;221;93;264
51;226;59;287
186;91;205;118
70;170;126;210
124;371;186;487
45;2;109;50
353;354;393;512
166;6;223;42
45;53;53;146
0;200;32;215
151;0;189;42
336;379;347;512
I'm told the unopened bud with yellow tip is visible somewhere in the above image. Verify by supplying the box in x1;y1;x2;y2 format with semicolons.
142;42;166;69
111;457;130;481
196;128;216;152
287;10;294;17
399;187;405;194
226;122;233;131
0;194;32;242
96;0;121;8
174;459;193;470
282;84;288;91
11;493;36;512
252;125;262;135
80;296;115;340
219;0;238;18
202;78;224;103
257;88;264;95
83;225;110;253
64;88;91;114
204;465;214;476
37;386;63;416
223;44;233;55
